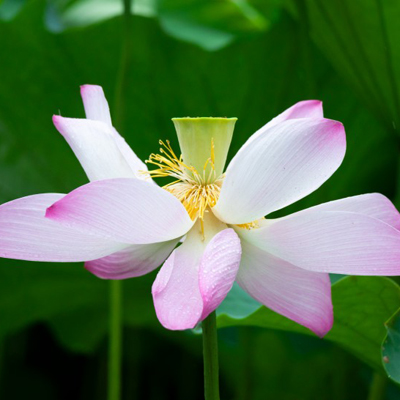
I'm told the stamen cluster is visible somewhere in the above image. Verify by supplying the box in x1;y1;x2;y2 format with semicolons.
145;140;223;223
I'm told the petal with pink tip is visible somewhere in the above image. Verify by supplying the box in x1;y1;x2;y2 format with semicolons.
152;226;241;330
0;194;127;262
240;210;400;275
85;239;179;280
244;100;323;148
268;100;323;125
236;240;332;337
299;193;400;229
46;178;194;245
80;85;112;126
213;118;346;224
53;116;136;181
80;85;148;177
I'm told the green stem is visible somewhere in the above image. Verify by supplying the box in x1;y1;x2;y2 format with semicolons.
108;0;132;398
108;280;123;400
202;311;220;400
0;340;3;395
367;372;387;400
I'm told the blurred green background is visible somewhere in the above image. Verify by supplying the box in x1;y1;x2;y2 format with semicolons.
1;0;400;398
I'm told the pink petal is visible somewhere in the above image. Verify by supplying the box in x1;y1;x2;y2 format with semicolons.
241;210;400;275
237;240;332;337
199;228;242;320
300;193;400;229
152;227;241;330
80;85;112;126
0;194;127;262
53;116;136;181
85;239;179;279
152;247;202;330
46;178;194;245
213;118;346;224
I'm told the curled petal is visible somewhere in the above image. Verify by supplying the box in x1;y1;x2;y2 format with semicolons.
152;223;241;330
56;84;148;181
213;118;346;224
237;240;332;337
85;239;179;280
0;194;127;262
46;178;194;245
53;116;136;181
240;209;400;275
80;84;148;175
80;85;112;126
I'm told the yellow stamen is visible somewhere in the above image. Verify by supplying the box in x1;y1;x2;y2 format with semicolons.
143;139;223;227
143;139;259;236
237;220;260;230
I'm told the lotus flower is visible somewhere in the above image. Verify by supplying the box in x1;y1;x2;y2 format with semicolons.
1;85;400;337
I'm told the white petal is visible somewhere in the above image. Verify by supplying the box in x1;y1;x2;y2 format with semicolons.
213;118;346;224
239;209;400;275
299;193;400;229
111;129;149;179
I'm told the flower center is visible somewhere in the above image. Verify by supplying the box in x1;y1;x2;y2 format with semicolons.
145;140;223;225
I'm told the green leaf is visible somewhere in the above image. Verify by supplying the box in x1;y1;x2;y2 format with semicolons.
0;262;107;342
0;0;26;21
382;308;400;383
46;0;157;32
0;260;158;352
48;305;108;354
294;0;400;132
218;276;400;374
217;283;261;319
2;0;270;51
158;0;269;50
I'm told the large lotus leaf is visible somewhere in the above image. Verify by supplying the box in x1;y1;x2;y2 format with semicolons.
382;308;400;382
218;276;400;377
288;0;400;133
